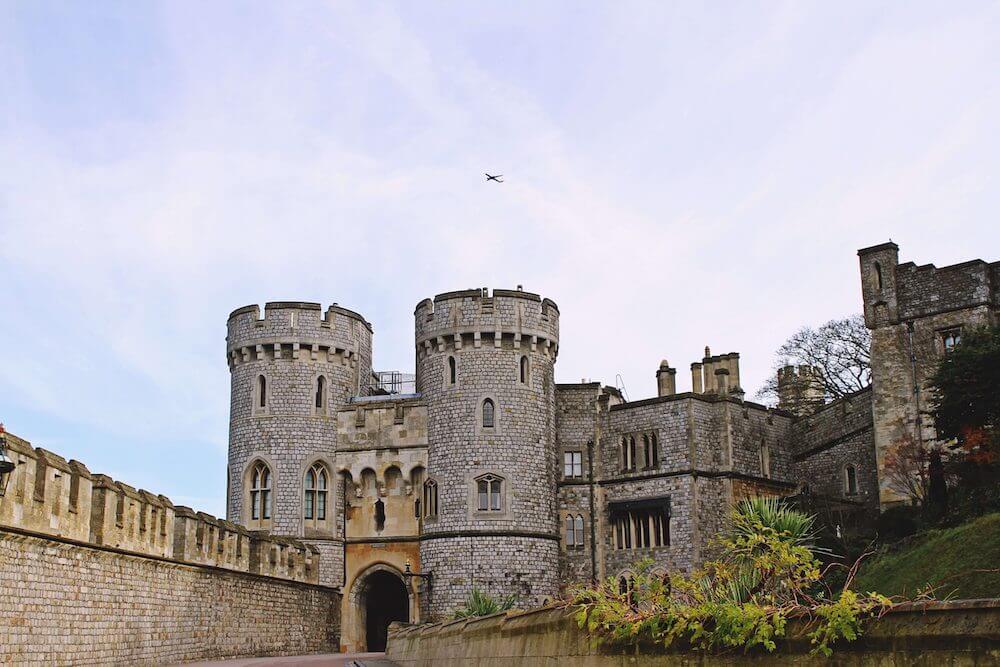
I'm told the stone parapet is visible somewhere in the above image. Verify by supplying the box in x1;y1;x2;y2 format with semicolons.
386;600;1000;666
413;288;559;358
0;433;93;542
90;474;175;557
0;431;324;584
250;532;321;583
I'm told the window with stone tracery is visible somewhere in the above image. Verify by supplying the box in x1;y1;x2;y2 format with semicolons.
476;474;503;511
304;463;328;525
249;461;272;525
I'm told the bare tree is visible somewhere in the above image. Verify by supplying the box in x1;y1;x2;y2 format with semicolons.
756;314;871;404
882;434;929;505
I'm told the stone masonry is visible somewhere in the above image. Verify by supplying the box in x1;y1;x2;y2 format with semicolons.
0;432;340;665
216;241;996;643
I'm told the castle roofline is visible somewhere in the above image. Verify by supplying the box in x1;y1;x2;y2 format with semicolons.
857;241;899;255
228;302;372;332
898;258;998;273
610;391;795;417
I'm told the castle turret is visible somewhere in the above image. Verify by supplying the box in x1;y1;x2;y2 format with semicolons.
776;365;826;416
414;288;560;619
858;241;900;328
226;301;372;586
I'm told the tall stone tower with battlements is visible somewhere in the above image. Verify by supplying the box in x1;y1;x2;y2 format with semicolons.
414;288;561;617
226;301;373;585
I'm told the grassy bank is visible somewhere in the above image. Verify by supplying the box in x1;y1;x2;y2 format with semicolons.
854;513;1000;600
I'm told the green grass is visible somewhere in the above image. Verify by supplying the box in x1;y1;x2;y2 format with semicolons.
853;513;1000;600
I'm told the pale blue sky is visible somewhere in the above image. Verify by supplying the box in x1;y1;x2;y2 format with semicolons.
1;2;998;516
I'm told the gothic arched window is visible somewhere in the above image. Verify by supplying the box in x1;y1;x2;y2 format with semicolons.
844;465;859;496
304;463;328;522
476;474;503;511
482;398;495;429
250;461;271;521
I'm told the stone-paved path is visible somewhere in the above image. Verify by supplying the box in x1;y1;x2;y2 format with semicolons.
176;653;400;667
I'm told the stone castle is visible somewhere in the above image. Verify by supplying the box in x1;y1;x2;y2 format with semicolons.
221;240;1000;651
1;240;996;663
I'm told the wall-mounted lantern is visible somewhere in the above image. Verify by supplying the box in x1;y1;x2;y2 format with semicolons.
402;558;433;591
0;424;14;497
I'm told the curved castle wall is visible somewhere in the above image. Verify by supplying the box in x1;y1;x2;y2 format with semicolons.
227;301;372;586
415;289;561;619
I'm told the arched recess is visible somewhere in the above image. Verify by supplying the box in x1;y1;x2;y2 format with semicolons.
347;563;415;652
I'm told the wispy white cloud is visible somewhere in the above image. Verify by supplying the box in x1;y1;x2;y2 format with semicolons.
0;1;998;516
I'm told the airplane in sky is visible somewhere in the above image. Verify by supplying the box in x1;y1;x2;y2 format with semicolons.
484;173;503;183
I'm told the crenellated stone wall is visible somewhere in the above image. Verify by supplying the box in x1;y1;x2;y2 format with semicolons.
858;242;999;506
0;432;340;665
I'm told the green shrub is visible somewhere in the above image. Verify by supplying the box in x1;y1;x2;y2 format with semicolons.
452;588;518;619
570;497;892;656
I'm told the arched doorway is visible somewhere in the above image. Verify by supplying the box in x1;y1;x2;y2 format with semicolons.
363;570;409;651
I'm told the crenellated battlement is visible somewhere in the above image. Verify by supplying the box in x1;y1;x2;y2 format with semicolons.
0;434;94;541
250;533;321;582
227;301;373;369
0;430;320;584
172;506;250;572
413;287;559;357
90;474;176;557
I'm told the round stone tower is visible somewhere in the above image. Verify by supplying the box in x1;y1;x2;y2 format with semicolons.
226;301;372;586
414;288;560;619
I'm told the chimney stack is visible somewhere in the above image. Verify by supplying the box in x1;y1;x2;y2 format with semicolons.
656;360;677;397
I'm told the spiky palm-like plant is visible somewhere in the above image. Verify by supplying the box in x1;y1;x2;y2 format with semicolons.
452;588;518;619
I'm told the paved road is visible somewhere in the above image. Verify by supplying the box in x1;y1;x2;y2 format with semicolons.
176;653;399;667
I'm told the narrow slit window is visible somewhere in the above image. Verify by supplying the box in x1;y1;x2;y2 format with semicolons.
423;479;438;517
257;375;267;409
448;356;457;385
874;262;883;290
374;498;385;532
520;356;529;384
315;376;326;409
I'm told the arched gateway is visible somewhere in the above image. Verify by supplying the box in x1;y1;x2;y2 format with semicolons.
349;564;411;652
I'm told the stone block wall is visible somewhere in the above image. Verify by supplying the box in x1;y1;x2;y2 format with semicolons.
416;288;561;619
858;242;999;505
0;431;339;664
385;600;1000;666
0;528;340;665
790;387;878;510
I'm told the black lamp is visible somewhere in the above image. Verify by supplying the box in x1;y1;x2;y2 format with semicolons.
402;558;433;589
0;424;14;497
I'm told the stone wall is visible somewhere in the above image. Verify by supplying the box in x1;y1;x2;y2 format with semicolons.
386;600;1000;666
415;288;561;619
790;387;878;511
858;242;999;505
226;300;372;575
0;432;340;664
1;528;340;665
